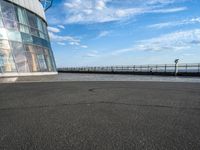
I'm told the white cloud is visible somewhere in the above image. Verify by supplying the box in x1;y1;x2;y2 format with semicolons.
49;32;80;45
147;0;178;5
57;25;65;29
148;17;200;29
47;26;60;33
112;29;200;55
61;0;187;24
96;0;106;10
97;31;111;38
149;7;187;13
69;41;80;46
81;45;88;48
57;42;66;46
84;50;100;57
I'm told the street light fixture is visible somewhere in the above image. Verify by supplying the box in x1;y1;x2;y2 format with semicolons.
174;59;179;76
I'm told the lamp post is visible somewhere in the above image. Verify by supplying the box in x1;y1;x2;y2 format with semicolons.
174;59;179;76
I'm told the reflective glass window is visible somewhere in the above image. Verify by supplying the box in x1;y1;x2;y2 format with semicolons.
1;1;16;21
21;32;33;43
10;42;29;72
0;40;10;49
0;0;1;14
0;28;8;40
37;18;43;32
3;19;18;30
32;36;43;46
25;45;40;72
0;17;3;27
44;48;54;71
27;11;37;28
42;21;48;35
0;54;3;73
39;31;45;39
19;24;29;33
0;48;16;72
29;27;39;36
16;7;28;25
7;30;22;42
35;46;48;71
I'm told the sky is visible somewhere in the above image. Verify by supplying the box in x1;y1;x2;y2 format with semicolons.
45;0;200;67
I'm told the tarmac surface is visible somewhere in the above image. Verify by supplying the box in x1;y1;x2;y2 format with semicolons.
0;81;200;150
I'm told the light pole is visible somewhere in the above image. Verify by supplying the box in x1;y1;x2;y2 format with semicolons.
174;59;179;76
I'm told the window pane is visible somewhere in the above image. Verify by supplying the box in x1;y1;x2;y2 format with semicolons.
25;45;40;72
16;7;28;25
0;28;8;40
27;11;37;28
39;31;45;39
19;24;29;33
42;22;48;35
10;42;29;72
3;19;18;30
7;30;22;42
0;48;16;72
0;17;3;27
29;27;39;36
37;18;43;32
21;32;33;43
44;48;54;71
0;40;10;49
0;54;3;73
1;1;16;21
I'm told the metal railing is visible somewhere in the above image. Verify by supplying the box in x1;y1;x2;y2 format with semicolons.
58;63;200;75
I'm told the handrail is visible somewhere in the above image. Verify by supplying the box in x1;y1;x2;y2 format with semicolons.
58;63;200;75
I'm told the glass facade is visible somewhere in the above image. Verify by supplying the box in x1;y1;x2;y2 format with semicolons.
0;0;56;74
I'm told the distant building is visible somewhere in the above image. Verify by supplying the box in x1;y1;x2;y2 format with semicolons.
0;0;57;76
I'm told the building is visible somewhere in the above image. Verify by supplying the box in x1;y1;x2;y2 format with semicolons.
0;0;57;76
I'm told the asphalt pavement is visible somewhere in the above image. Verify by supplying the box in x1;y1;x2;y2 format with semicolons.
0;81;200;150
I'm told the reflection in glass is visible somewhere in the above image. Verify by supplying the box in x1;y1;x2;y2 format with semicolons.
10;41;29;72
3;19;18;30
0;0;56;74
7;30;22;42
0;54;3;73
26;11;37;29
1;0;17;21
0;40;10;49
44;48;54;71
25;45;40;72
19;24;29;33
21;32;32;43
0;17;3;27
0;48;16;72
0;28;8;40
16;7;28;25
37;54;47;71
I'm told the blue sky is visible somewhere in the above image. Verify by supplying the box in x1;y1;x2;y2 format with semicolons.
45;0;200;67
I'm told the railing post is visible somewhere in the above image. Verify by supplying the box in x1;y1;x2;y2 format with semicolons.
186;64;187;73
165;64;167;73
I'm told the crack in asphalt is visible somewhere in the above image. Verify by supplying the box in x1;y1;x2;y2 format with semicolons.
0;101;200;111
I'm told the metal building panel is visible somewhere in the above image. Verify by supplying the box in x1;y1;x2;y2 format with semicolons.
6;0;46;21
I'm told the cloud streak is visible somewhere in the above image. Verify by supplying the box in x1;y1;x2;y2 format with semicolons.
112;29;200;55
59;0;188;24
148;17;200;29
